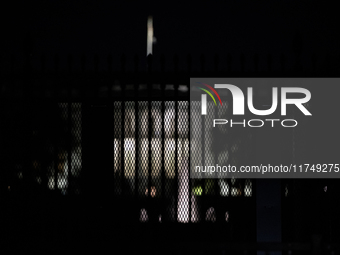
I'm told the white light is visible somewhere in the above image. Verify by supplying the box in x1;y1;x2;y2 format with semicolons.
219;180;229;196
147;16;153;56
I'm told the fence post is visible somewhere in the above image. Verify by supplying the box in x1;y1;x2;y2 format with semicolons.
120;55;126;198
67;54;72;195
147;54;153;205
187;56;191;223
134;54;139;202
108;53;115;204
174;54;179;222
53;53;59;194
160;54;166;221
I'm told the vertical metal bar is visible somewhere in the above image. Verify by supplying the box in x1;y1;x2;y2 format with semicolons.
80;54;86;197
108;54;114;199
175;101;178;222
121;74;125;197
25;47;33;192
67;101;72;195
186;56;192;223
174;54;179;222
188;88;191;223
148;100;152;200
161;80;166;209
67;55;72;196
54;111;58;192
134;55;139;199
161;55;165;215
201;93;205;222
147;54;152;200
214;105;219;197
181;102;187;222
54;54;59;193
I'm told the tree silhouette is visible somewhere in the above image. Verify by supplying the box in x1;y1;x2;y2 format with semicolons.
0;100;69;196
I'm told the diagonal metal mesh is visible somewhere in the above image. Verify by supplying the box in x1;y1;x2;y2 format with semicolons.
110;98;254;225
113;101;122;196
138;101;149;198
17;96;250;226
190;101;203;222
124;101;136;197
151;101;162;198
177;101;189;223
164;101;176;221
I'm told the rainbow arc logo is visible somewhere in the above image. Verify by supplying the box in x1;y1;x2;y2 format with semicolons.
196;82;222;115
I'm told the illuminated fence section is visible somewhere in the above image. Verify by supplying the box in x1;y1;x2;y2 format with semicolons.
164;101;176;179
190;101;202;222
124;101;136;196
204;101;215;196
7;80;254;226
151;101;162;198
110;96;254;223
177;101;190;223
4;53;340;247
138;101;149;198
164;101;176;221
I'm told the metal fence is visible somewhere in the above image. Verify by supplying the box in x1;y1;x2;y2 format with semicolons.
1;53;340;254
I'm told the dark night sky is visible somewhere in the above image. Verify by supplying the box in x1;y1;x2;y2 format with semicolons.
2;0;340;71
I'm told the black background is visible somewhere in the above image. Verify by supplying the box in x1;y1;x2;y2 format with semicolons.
2;0;340;254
